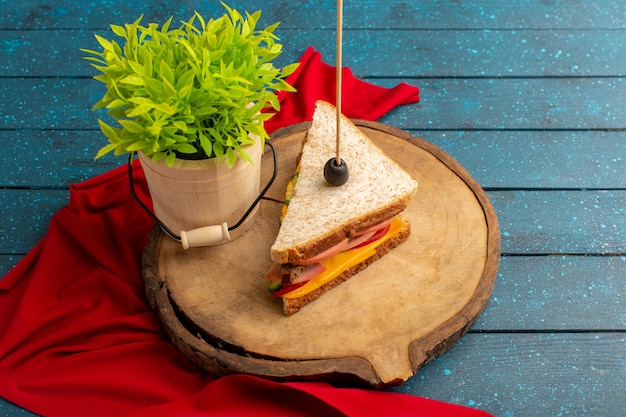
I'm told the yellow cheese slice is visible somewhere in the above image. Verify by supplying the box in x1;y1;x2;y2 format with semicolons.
281;216;407;299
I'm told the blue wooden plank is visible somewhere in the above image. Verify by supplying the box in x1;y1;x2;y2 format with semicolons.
474;256;626;331
2;251;624;332
380;77;626;130
0;255;23;280
0;333;622;416
490;190;626;254
3;78;626;131
0;397;38;417
0;190;68;255
3;129;626;190
390;332;626;417
5;190;626;256
0;78;100;129
0;130;120;188
4;28;626;77
4;0;626;30
422;130;626;190
283;28;626;78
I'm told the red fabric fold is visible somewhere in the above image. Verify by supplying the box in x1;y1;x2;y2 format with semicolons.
264;46;420;133
0;48;491;416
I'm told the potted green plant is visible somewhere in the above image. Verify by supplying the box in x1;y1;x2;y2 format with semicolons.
82;3;298;246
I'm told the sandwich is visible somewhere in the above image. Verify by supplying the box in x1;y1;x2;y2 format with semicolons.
267;101;418;315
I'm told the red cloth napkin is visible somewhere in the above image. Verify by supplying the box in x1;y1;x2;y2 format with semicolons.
0;48;492;417
264;46;421;133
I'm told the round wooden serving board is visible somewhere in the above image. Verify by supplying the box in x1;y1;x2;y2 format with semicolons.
143;120;500;388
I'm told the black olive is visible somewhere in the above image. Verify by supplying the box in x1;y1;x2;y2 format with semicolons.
324;158;349;186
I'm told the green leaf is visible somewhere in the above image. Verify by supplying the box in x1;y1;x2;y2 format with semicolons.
225;148;237;168
213;141;224;159
151;152;167;162
119;119;145;133
146;121;164;136
108;108;127;120
95;143;118;159
97;119;121;142
126;141;151;152
94;34;115;52
128;96;154;105
166;152;176;167
127;104;153;117
172;134;190;143
282;62;300;77
172;120;187;131
244;121;267;138
120;75;144;86
199;133;213;157
267;93;280;110
145;78;164;96
128;60;145;76
194;106;218;116
160;60;175;85
105;99;127;109
154;102;176;115
177;68;196;88
161;16;174;33
161;76;177;98
175;143;197;154
143;52;153;77
80;47;102;56
110;24;127;38
237;146;254;165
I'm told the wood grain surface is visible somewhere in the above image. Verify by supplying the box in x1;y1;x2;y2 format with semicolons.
143;121;500;387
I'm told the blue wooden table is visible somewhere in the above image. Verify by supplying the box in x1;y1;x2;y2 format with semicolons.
1;1;624;415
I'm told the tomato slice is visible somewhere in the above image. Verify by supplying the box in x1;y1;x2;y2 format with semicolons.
270;281;307;297
291;238;349;265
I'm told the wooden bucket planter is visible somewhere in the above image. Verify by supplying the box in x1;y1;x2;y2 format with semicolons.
139;138;262;242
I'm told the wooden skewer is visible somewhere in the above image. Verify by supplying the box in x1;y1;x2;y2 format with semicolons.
335;0;343;165
323;0;349;186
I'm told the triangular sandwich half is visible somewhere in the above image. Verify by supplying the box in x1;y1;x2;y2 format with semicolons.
267;100;418;315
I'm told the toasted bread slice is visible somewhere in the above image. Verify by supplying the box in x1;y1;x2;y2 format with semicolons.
270;100;418;265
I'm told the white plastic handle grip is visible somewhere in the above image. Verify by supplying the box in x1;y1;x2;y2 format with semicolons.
180;223;230;249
